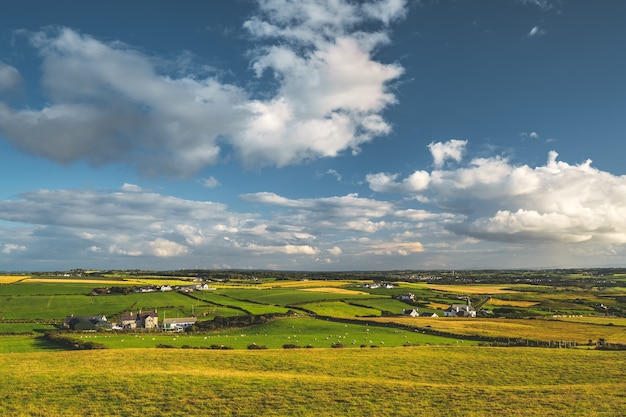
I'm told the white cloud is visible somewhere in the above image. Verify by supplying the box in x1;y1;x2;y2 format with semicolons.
149;238;189;257
366;170;430;193
518;0;554;10
121;183;143;192
0;0;407;175
368;143;626;249
2;243;26;254
245;243;319;255
0;62;23;92
237;0;405;166
367;241;424;256
200;176;220;188
328;246;343;256
0;185;432;268
528;26;546;37
428;139;467;168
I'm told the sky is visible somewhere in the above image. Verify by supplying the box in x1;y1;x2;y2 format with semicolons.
1;0;625;271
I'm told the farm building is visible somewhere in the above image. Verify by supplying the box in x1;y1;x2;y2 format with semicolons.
162;317;197;332
444;303;476;318
63;315;112;331
402;308;419;317
119;311;159;330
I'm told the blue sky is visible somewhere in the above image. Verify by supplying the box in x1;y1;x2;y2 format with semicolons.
1;0;625;271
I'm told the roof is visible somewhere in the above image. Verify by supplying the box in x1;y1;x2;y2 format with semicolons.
162;317;197;325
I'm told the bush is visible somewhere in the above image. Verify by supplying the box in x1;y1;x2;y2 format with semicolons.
42;331;107;350
209;344;233;350
283;343;301;349
247;343;267;350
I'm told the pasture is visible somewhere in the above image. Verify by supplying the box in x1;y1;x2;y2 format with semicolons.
367;317;626;345
70;317;469;349
0;347;624;416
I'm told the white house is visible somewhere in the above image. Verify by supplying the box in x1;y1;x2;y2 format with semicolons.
444;303;476;318
402;308;419;317
162;317;197;332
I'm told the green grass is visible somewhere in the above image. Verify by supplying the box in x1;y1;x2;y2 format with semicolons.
0;322;56;334
0;291;206;320
0;282;97;296
298;301;381;317
218;288;375;306
0;347;624;416
349;298;416;314
193;292;291;314
0;335;65;353
81;317;469;349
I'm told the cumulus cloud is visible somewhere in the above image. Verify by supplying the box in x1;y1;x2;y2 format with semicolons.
0;62;23;92
428;139;467;168
366;170;430;193
0;184;435;268
241;192;395;233
236;0;405;166
367;241;424;256
368;143;626;248
0;0;406;175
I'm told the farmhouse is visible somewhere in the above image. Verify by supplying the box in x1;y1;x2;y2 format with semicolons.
119;311;159;330
397;293;416;302
402;308;419;317
444;303;477;318
162;317;197;332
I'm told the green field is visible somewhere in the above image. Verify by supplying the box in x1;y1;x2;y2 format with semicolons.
0;272;625;415
1;347;624;416
67;317;469;349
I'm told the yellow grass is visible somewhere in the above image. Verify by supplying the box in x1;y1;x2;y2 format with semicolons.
488;298;539;307
424;284;520;294
363;317;626;344
0;275;30;284
554;316;626;326
426;302;450;310
1;348;625;416
259;279;359;289
300;287;368;295
131;278;197;286
23;278;144;285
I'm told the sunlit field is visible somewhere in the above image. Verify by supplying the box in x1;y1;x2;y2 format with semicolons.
1;347;624;416
259;279;362;288
488;298;540;307
0;275;30;284
418;283;522;294
366;317;626;344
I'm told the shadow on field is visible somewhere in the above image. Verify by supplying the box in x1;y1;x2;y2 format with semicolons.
33;336;68;351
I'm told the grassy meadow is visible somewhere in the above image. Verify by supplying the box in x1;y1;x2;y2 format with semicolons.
1;347;624;416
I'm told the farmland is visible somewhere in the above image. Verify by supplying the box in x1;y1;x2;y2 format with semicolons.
0;269;625;415
1;347;625;416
